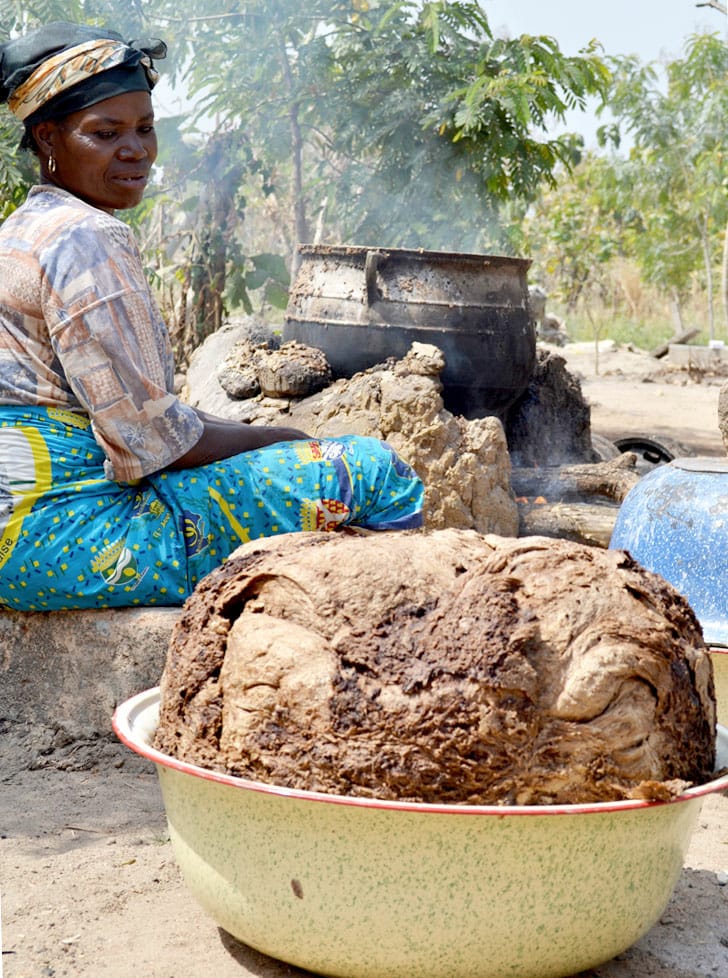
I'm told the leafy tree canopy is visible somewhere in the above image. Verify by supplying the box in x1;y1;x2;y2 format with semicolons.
1;2;611;247
144;0;610;251
1;1;611;348
599;32;728;325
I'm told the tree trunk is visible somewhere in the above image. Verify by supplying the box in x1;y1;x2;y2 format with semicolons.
517;500;620;549
513;454;641;549
511;453;641;506
650;327;699;359
671;289;685;333
278;34;308;276
181;134;242;359
700;216;715;340
584;303;602;376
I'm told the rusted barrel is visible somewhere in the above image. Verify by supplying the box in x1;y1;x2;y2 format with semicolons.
282;244;535;417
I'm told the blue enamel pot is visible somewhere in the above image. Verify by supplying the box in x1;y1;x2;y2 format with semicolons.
610;457;728;646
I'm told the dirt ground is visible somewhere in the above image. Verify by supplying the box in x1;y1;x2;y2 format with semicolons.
2;339;728;978
562;340;726;459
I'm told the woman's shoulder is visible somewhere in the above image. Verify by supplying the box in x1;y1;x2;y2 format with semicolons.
27;186;130;229
16;186;137;259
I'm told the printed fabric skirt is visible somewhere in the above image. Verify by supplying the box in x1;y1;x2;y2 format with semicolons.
0;406;424;611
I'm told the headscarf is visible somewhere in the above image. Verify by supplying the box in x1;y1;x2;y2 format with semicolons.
0;22;166;127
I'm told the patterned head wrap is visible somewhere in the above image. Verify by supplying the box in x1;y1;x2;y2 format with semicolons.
0;22;166;126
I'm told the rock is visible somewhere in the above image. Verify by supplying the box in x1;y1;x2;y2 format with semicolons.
218;364;261;399
505;349;594;466
184;330;518;537
218;338;263;398
528;286;569;346
182;320;254;416
539;314;570;346
217;338;331;399
255;341;332;397
154;530;716;805
285;345;518;536
0;607;180;742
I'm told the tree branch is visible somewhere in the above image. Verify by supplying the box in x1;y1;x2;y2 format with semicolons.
151;13;245;24
696;1;727;15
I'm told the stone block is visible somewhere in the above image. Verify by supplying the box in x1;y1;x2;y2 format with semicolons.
0;607;180;740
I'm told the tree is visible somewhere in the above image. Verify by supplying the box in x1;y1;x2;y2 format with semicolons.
523;154;626;310
1;1;611;354
147;1;609;254
603;34;728;337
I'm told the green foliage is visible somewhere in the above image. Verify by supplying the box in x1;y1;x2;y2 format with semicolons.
226;253;290;312
315;2;609;249
0;0;612;353
523;153;627;310
601;34;728;316
445;33;609;193
0;1;145;37
0;117;29;217
139;0;609;254
522;31;728;341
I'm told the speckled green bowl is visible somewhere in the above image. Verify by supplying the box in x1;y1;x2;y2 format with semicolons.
709;648;728;726
113;688;728;978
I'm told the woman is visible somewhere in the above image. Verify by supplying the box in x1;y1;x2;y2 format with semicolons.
0;22;424;611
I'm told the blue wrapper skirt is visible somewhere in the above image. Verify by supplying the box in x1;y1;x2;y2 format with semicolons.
0;406;424;610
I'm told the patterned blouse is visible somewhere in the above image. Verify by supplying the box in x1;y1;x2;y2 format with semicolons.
0;185;203;482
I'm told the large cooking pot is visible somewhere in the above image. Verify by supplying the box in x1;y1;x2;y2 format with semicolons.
283;244;535;418
610;457;728;646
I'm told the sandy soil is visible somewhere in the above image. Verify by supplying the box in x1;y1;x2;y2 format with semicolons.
562;340;726;459
2;339;727;978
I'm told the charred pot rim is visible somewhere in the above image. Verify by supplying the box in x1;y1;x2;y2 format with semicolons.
295;242;532;270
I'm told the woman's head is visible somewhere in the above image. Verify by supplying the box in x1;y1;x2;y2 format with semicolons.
0;21;165;211
33;90;159;212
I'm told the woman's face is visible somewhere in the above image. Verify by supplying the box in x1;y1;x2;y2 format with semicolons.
34;90;158;213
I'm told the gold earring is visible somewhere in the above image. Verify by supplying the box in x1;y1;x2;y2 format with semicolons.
48;154;56;174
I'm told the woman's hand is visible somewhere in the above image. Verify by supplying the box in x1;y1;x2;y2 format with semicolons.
167;410;311;470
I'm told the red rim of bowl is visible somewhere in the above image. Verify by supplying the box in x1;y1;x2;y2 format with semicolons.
112;687;728;818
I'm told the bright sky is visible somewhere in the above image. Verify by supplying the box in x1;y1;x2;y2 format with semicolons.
482;0;727;145
482;0;725;60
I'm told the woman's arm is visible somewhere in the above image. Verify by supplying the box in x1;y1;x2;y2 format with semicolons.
166;409;310;470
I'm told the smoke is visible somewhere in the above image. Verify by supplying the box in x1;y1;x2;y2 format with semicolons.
147;1;513;262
